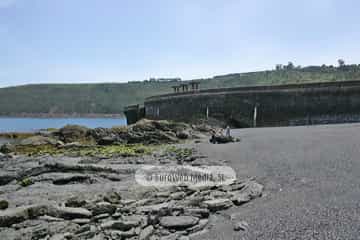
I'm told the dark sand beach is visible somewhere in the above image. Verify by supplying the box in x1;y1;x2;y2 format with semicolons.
190;123;360;239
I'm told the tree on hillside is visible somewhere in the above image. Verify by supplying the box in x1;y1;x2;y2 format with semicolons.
275;64;283;70
338;59;345;68
286;62;294;70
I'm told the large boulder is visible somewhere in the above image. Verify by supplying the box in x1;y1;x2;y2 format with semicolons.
88;127;122;143
0;174;16;186
187;219;209;234
127;119;190;144
56;125;89;143
98;136;117;145
0;205;48;227
131;119;158;132
0;204;92;227
210;135;239;144
0;143;15;154
233;221;248;232
100;219;141;231
139;225;154;240
49;206;92;220
231;181;263;205
136;202;174;214
176;130;190;139
103;191;122;204
65;196;88;208
20;136;58;146
0;200;9;210
89;119;198;145
89;202;116;216
201;199;233;211
128;130;178;144
183;208;210;218
159;216;199;229
109;229;137;239
41;120;204;146
0;206;30;227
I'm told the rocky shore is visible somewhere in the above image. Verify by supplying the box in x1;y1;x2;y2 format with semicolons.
0;113;125;118
0;119;262;240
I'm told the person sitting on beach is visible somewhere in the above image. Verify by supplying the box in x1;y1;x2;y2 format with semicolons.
225;126;231;137
217;128;224;136
210;126;236;144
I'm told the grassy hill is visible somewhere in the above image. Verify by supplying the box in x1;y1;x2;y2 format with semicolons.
1;64;360;116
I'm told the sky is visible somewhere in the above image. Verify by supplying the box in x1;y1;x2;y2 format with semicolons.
0;0;359;87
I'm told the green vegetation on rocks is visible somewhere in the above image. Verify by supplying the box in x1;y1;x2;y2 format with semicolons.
165;146;194;160
13;144;154;158
18;178;34;187
0;132;35;140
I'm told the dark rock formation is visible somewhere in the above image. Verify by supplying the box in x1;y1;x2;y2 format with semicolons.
19;136;58;146
54;125;89;143
0;149;264;239
0;143;15;154
0;199;9;210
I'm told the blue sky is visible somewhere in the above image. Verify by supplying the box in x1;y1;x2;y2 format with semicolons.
0;0;359;87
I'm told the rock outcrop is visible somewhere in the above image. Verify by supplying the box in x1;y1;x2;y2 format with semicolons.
0;120;215;156
0;174;263;239
19;136;59;146
0;120;262;239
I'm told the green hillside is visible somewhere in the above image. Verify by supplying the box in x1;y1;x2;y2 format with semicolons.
1;63;360;116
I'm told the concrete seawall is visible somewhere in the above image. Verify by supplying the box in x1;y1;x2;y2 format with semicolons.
143;80;360;127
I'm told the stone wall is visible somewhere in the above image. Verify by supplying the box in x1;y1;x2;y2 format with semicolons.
144;81;360;127
123;105;144;125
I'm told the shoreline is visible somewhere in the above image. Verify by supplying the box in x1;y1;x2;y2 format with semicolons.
0;132;35;139
0;113;125;119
